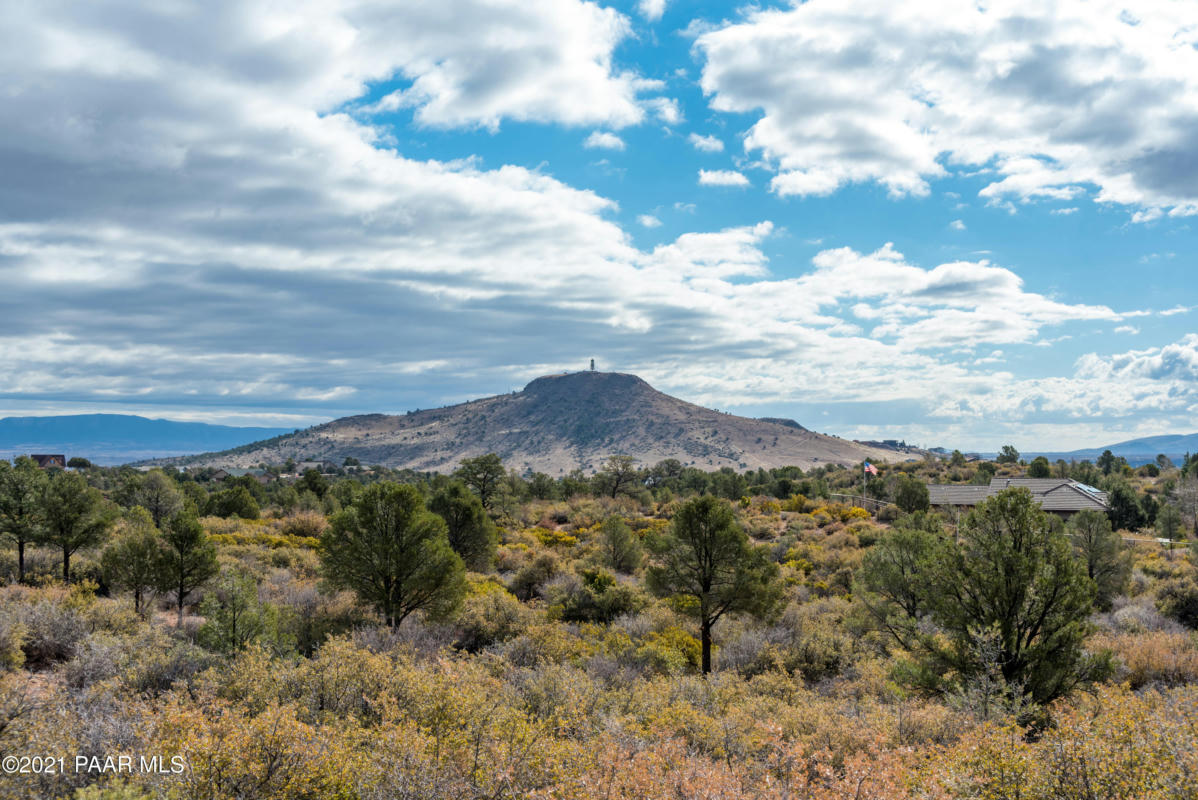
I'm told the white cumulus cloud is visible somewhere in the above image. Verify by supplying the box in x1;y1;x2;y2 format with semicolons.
695;0;1198;218
688;133;725;153
584;131;626;150
638;0;667;22
698;169;749;187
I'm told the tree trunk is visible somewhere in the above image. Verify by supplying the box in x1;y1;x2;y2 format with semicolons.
700;618;712;675
177;584;185;627
17;540;25;584
62;547;70;583
134;588;142;616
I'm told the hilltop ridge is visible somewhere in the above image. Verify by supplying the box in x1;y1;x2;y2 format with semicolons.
161;371;909;473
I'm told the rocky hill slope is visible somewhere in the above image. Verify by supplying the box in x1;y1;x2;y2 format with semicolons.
164;371;910;474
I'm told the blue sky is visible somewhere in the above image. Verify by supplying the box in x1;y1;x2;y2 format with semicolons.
1;0;1196;452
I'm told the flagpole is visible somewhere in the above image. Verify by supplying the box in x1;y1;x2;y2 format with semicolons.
863;462;867;509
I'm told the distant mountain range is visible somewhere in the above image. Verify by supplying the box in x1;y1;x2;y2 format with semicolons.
0;414;292;465
154;371;911;474
1023;433;1198;466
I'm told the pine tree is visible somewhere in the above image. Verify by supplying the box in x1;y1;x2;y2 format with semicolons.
0;457;48;583
646;495;781;673
157;512;219;626
321;482;465;626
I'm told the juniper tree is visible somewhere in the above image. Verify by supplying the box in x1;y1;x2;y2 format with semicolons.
427;481;497;571
646;495;781;674
157;512;219;626
101;508;167;615
38;470;116;582
455;453;505;512
321;482;465;627
0;457;47;583
1066;508;1129;611
893;475;930;514
860;488;1108;718
133;470;183;528
594;455;640;499
599;515;642;574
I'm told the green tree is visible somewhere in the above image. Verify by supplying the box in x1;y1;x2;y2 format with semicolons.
527;472;558;501
204;486;260;519
101;508;167;615
1027;456;1051;478
198;570;289;655
321;482;465;627
66;457;92;469
1106;482;1145;531
560;468;590;499
1156;502;1183;542
594;455;641;499
893;475;930;514
646;495;782;674
427;481;498;571
548;567;644;624
296;468;329;499
996;444;1020;464
859;525;938;630
327;479;359;510
157;512;219;627
599;515;642;574
860;488;1107;716
455;453;505;511
179;481;208;514
0;457;48;583
133;470;183;528
1097;449;1118;475
1066;508;1130;611
38;470;116;581
1174;475;1198;535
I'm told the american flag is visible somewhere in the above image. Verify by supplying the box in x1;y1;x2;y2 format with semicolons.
864;462;878;475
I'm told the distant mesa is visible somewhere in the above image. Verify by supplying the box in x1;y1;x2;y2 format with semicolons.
0;414;292;466
156;370;909;474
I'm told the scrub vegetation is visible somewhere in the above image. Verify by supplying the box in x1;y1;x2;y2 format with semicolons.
2;449;1197;799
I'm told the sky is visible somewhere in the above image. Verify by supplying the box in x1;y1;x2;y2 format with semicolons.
1;0;1196;453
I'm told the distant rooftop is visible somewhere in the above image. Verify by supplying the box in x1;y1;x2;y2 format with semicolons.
928;477;1109;515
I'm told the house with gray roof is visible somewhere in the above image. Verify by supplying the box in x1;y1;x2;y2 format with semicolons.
927;477;1108;519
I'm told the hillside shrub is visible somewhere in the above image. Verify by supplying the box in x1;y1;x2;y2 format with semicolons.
635;626;701;675
1157;577;1198;628
10;596;87;669
455;579;532;652
0;616;26;671
280;511;327;539
508;552;560;601
1092;630;1198;689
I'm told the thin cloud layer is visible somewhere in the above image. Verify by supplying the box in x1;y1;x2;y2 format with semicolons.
695;0;1198;217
